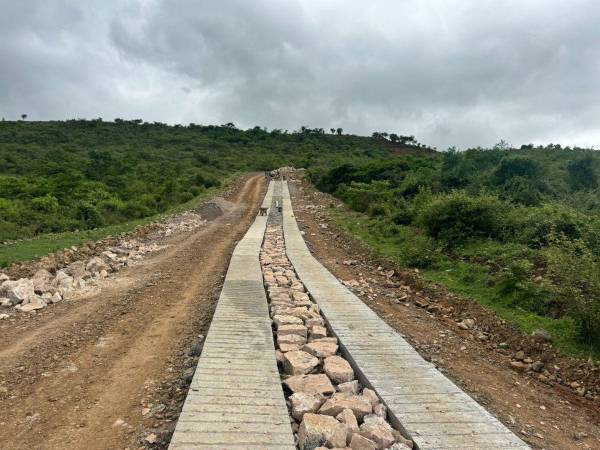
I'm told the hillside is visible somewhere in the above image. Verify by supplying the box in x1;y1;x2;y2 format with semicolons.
311;147;600;354
0;120;395;242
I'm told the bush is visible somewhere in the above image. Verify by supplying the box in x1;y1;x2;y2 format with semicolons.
511;204;590;248
415;192;506;245
31;194;60;213
493;259;553;315
335;181;394;213
544;236;600;346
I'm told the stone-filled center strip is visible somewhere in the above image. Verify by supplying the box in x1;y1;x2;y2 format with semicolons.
260;180;413;450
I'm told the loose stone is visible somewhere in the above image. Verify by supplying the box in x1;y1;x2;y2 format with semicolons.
303;340;339;358
350;433;378;450
319;393;373;420
298;413;348;449
324;355;355;384
338;380;360;394
359;415;396;449
284;374;336;395
290;392;326;421
283;350;320;375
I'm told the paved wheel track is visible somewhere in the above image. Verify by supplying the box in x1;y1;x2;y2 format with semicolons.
171;180;529;449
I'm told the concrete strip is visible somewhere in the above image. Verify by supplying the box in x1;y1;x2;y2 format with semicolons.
280;181;529;450
169;181;295;450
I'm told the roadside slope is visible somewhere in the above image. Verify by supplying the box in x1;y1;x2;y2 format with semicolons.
288;176;600;450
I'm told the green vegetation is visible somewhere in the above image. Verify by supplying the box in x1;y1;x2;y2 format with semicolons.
0;120;393;241
0;179;228;267
312;146;600;356
4;119;599;356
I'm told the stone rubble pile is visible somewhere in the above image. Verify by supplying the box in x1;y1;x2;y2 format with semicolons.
0;240;166;314
153;211;207;238
260;220;413;450
0;199;224;317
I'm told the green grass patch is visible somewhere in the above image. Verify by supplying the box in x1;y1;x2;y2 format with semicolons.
0;176;237;268
331;207;600;359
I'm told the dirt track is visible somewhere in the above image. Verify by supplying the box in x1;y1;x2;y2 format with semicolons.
0;174;265;450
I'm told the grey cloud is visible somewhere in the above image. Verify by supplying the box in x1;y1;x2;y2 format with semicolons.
1;0;600;148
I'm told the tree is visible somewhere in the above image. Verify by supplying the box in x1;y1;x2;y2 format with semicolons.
330;128;335;134
389;133;399;143
567;157;598;190
336;128;343;136
21;114;27;121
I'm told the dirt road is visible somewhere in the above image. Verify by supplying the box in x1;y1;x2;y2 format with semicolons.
0;174;265;450
289;178;600;450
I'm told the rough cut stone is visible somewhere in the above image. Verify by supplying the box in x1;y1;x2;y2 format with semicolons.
337;408;359;442
279;343;303;352
298;413;348;449
312;337;338;344
324;356;355;384
290;392;325;420
273;314;304;327
319;393;372;420
338;380;360;394
303;340;339;358
306;317;326;328
373;403;387;419
361;388;379;407
291;282;306;292
310;325;328;340
278;333;307;347
359;415;395;449
350;434;377;450
278;324;308;338
284;374;336;395
293;291;311;303
272;306;310;319
1;278;35;305
283;350;320;375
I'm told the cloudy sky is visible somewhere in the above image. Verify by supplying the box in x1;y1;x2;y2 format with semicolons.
1;0;599;149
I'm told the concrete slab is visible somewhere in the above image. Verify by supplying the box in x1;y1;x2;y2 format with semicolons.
169;181;295;450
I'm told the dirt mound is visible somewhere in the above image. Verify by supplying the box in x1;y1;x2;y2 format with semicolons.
194;197;234;221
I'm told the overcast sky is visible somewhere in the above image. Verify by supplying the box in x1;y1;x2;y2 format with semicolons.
1;0;599;149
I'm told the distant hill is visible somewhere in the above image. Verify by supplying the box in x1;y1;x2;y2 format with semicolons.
0;120;409;240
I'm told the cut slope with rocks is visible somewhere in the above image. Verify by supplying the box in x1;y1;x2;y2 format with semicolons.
0;198;232;319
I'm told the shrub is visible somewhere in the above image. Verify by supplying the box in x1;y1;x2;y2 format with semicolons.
31;194;60;213
415;191;506;245
511;203;590;248
544;235;600;346
493;259;553;315
335;181;393;213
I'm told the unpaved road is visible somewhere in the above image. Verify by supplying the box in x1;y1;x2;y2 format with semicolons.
289;178;600;450
0;174;265;450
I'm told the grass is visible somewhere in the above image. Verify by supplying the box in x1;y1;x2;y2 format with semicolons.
0;174;239;268
330;207;600;359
